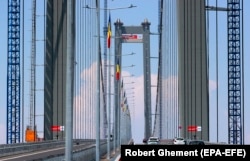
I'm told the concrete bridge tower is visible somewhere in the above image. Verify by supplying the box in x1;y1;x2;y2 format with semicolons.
177;0;209;141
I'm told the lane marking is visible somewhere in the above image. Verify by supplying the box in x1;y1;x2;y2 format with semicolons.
0;147;65;160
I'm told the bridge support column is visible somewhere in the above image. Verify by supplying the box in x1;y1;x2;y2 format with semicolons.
44;0;76;141
114;19;152;142
177;0;209;141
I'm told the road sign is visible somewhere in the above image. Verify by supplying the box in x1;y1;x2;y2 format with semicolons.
51;125;64;131
51;125;60;131
122;34;143;43
188;125;202;132
60;126;65;131
188;125;197;131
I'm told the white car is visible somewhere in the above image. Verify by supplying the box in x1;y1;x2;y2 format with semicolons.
173;137;185;145
147;137;160;145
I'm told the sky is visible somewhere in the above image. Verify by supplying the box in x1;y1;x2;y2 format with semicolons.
0;0;250;145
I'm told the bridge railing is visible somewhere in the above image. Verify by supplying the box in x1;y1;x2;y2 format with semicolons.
0;140;65;157
0;139;132;161
0;139;113;161
44;140;111;161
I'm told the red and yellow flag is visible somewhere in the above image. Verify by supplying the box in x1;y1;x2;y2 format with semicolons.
116;59;120;80
107;13;111;48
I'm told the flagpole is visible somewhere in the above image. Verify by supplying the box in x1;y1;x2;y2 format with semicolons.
116;56;121;149
107;11;111;160
96;0;101;160
107;46;111;160
65;0;74;160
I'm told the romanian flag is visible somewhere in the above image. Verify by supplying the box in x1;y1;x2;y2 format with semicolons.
107;13;111;48
116;59;120;80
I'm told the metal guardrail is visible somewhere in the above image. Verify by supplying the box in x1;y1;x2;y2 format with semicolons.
0;140;65;157
0;139;96;158
45;140;112;161
0;139;130;161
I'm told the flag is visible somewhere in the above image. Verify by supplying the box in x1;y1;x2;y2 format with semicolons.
121;92;127;112
122;99;127;112
121;79;123;88
116;59;120;80
107;13;111;48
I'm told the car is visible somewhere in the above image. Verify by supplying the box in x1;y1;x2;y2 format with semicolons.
173;137;185;145
147;137;160;145
143;138;148;144
187;140;205;145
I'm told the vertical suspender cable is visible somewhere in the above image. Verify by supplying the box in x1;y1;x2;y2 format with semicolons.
241;0;244;144
82;0;85;138
172;0;179;136
74;0;78;139
74;0;77;138
164;1;170;137
183;0;187;138
83;0;86;138
91;0;95;139
216;0;219;143
83;1;85;138
187;0;191;139
90;1;94;139
86;0;89;139
205;0;210;142
103;0;108;141
79;0;82;139
77;0;81;139
87;0;90;138
95;0;101;160
21;0;24;143
170;0;172;137
170;0;173;138
43;0;46;140
169;0;172;137
166;0;169;138
205;0;210;141
79;0;81;139
88;1;91;138
194;0;197;137
89;0;92;139
173;0;177;137
33;0;37;142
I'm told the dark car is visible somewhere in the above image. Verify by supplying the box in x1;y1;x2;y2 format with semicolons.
187;140;205;145
143;138;148;144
